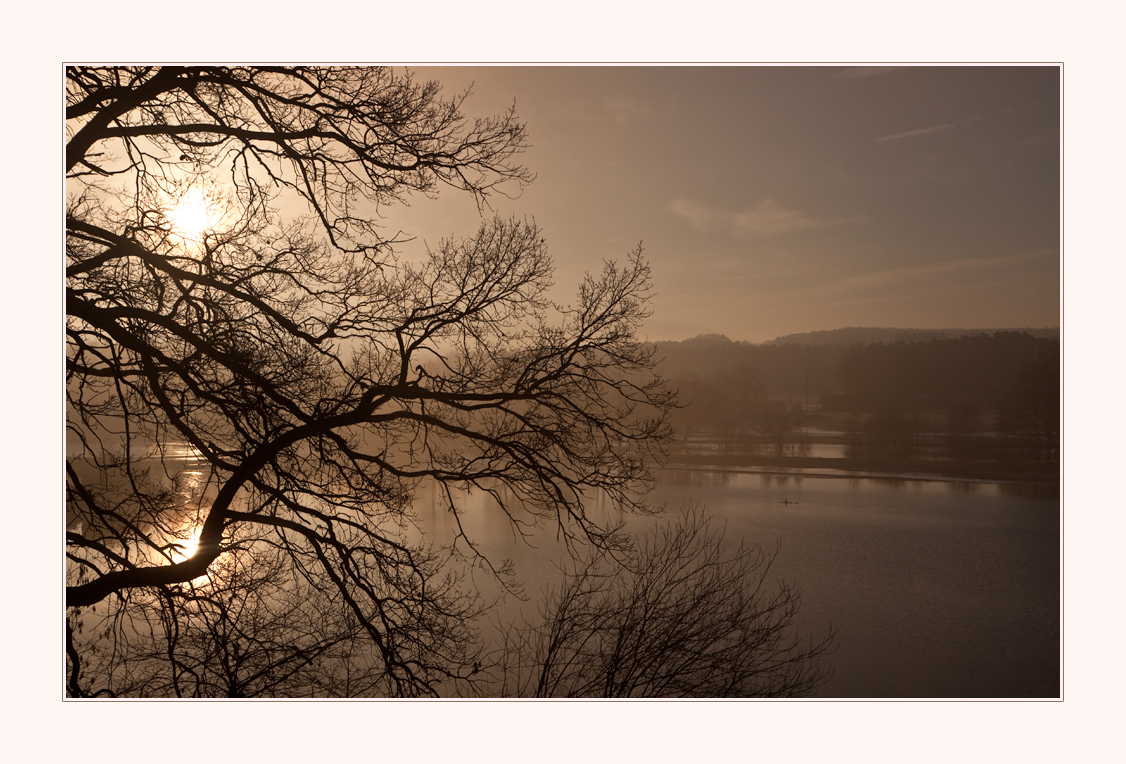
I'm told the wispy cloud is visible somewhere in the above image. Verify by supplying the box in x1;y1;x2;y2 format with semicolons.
762;249;1059;308
877;123;957;143
668;198;724;234
733;200;853;238
669;198;857;239
877;115;980;143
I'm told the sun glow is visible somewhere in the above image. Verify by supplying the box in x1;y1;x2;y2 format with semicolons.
175;526;203;560
171;524;213;585
166;187;219;243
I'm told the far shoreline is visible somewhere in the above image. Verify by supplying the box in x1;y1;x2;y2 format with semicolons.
660;454;1060;486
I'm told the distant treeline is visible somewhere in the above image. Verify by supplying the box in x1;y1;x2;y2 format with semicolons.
763;326;1059;347
834;331;1058;412
653;329;1060;464
654;333;838;405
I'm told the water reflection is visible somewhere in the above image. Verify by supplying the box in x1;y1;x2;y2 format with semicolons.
174;469;206;501
173;524;203;561
84;441;1058;697
154;441;206;461
657;466;1059;500
646;466;1060;697
666;469;732;488
758;473;803;488
998;481;1060;499
404;463;1060;697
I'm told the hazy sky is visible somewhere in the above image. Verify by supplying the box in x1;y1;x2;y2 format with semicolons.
388;65;1060;343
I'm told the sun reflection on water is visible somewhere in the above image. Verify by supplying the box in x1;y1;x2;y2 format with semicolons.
175;526;203;561
170;522;213;585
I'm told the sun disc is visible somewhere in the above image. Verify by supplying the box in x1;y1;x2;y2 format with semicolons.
167;187;215;242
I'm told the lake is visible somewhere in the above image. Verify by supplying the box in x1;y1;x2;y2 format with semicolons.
77;437;1060;697
417;467;1061;698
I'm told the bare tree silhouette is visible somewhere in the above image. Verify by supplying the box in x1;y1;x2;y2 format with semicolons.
486;509;834;697
66;66;830;697
66;66;673;696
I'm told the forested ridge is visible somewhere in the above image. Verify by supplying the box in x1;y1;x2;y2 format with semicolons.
654;329;1060;478
764;326;1059;347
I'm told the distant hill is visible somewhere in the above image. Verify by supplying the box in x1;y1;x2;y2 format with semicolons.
653;328;1060;402
764;327;1060;347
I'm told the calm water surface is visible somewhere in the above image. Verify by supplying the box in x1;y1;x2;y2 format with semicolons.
650;469;1060;698
419;468;1061;698
88;438;1058;698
